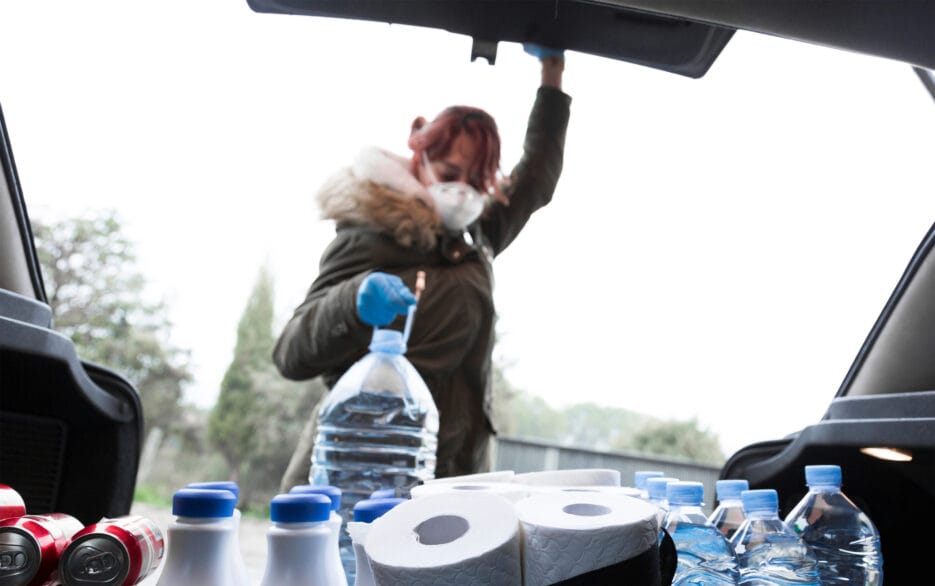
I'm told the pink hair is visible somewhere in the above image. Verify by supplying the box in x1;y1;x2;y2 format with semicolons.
410;106;501;191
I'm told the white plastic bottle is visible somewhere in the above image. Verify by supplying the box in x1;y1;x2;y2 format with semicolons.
708;479;749;540
346;497;405;586
186;480;250;586
288;484;346;586
156;488;237;586
260;493;338;586
784;465;883;585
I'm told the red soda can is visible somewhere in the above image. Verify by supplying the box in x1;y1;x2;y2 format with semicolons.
0;513;83;585
0;484;26;521
58;515;164;586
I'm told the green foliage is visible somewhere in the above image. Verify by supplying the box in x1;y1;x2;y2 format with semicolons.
133;484;172;508
208;264;326;509
32;210;192;436
629;417;724;465
493;357;724;464
209;265;275;479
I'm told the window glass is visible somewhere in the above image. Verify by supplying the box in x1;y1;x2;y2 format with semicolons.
1;3;933;457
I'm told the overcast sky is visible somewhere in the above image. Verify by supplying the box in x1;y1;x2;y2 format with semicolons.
2;0;933;457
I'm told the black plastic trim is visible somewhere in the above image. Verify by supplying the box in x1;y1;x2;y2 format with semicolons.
916;67;935;103
0;316;134;423
0;289;52;328
729;419;934;488
598;0;935;70
828;390;935;421
0;105;47;303
247;0;735;78
836;223;935;398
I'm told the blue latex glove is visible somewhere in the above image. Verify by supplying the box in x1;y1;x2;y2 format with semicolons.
523;43;565;61
357;272;417;327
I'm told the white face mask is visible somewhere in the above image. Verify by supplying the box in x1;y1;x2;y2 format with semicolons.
422;153;487;232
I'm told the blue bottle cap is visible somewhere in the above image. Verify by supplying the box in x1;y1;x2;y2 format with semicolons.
369;329;405;354
288;485;342;511
666;481;705;506
172;488;236;518
370;488;397;500
741;489;778;513
354;497;405;523
634;471;665;490
646;477;679;500
805;465;842;488
186;481;240;503
270;494;331;523
716;479;749;501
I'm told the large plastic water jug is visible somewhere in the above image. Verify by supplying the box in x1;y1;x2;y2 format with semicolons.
311;327;438;582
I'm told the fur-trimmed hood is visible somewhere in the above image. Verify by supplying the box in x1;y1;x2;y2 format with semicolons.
316;146;441;250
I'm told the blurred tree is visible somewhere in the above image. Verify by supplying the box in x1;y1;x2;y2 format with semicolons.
489;353;521;435
629;418;724;465
563;402;645;451
242;367;325;506
209;264;326;508
492;349;724;464
209;264;275;484
32;210;192;438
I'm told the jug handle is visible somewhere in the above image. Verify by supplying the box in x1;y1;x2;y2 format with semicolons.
402;271;425;344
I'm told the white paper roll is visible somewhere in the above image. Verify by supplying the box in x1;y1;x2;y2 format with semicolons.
541;485;642;498
512;468;621;487
515;492;659;586
410;481;531;503
423;470;515;485
365;492;522;585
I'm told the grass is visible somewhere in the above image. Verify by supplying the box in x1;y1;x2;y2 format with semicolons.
133;484;172;508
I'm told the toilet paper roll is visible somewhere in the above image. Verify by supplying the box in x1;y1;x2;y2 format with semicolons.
512;468;621;487
515;492;659;586
347;522;377;586
410;481;531;503
365;492;522;586
543;485;642;498
423;470;515;485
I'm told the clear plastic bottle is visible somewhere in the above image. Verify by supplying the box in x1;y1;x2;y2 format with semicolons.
646;476;679;532
784;465;883;585
347;497;406;586
157;488;237;586
260;493;336;586
663;481;739;585
634;470;665;500
186;481;249;586
709;479;749;540
368;488;397;500
730;489;820;585
288;484;346;586
646;476;680;512
311;328;439;584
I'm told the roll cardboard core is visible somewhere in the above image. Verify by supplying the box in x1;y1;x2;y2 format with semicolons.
414;515;469;545
563;503;612;517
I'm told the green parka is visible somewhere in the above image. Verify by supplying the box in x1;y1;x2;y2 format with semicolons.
274;86;571;487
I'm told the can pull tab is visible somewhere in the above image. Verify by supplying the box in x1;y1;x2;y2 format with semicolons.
403;271;426;345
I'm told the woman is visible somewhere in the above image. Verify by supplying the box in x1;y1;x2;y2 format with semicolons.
274;48;570;491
